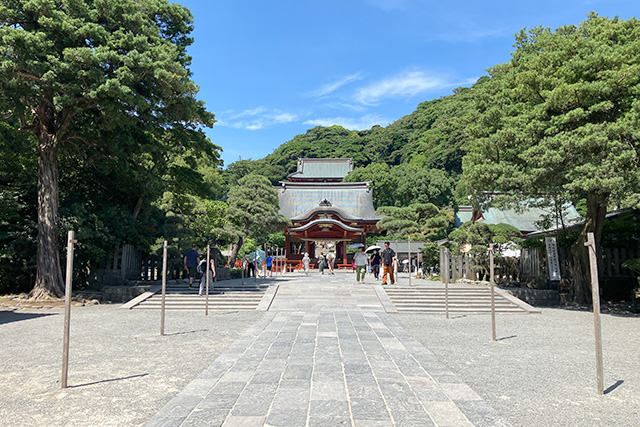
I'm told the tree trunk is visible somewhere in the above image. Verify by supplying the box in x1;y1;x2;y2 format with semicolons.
228;236;243;267
31;123;65;299
569;191;608;304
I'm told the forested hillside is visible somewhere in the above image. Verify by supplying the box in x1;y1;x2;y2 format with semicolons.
222;83;479;207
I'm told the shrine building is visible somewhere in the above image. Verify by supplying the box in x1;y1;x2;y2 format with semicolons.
278;158;381;266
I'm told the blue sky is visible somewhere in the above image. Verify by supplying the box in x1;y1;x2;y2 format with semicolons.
178;0;637;166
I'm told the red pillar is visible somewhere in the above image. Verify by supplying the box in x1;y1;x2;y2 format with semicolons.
285;232;290;259
342;240;347;265
304;240;310;255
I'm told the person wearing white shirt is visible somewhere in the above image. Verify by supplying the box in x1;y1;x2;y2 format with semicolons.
353;247;370;284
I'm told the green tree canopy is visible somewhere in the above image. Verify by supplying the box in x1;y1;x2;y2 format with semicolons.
0;0;215;298
345;163;455;208
463;13;640;301
225;174;289;262
376;203;453;241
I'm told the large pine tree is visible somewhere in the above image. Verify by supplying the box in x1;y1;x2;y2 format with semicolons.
0;0;214;298
463;13;640;302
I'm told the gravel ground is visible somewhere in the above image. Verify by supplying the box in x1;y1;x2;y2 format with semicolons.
0;305;263;427
394;308;640;427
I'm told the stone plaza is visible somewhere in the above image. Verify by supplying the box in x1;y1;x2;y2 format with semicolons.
1;272;638;426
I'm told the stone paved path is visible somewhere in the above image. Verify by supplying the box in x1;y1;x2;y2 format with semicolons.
146;275;511;427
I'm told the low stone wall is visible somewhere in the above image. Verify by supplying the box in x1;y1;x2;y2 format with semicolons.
101;284;153;303
503;287;559;307
216;267;230;281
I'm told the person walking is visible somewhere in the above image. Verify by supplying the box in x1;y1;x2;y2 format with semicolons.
266;253;273;277
302;252;310;275
184;244;199;289
371;250;381;280
318;252;326;275
246;257;255;278
199;249;216;296
353;247;370;284
381;241;396;285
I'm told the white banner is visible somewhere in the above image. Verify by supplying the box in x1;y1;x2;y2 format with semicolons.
545;236;562;281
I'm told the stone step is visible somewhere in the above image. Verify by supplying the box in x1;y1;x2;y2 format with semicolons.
384;286;530;313
388;294;512;299
394;307;530;313
384;298;515;305
393;304;518;310
131;282;269;311
156;296;263;300
164;288;266;292
390;300;516;306
385;289;491;293
134;305;259;310
141;300;259;305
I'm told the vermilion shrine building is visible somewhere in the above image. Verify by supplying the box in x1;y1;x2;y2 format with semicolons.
278;158;381;266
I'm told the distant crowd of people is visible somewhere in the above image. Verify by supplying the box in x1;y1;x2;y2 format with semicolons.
300;241;398;285
184;241;437;289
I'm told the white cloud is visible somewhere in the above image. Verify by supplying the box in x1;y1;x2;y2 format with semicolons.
219;107;299;131
324;102;367;112
355;70;448;105
312;72;363;97
245;122;264;131
230;107;268;120
303;114;390;130
272;113;298;124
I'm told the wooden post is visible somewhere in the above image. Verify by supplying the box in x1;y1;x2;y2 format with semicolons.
408;235;412;286
489;244;497;342
241;236;245;285
451;255;457;283
444;247;450;319
160;240;167;336
205;244;210;316
440;247;445;283
61;230;76;389
585;232;604;395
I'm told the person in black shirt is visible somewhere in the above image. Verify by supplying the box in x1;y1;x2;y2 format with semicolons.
371;251;381;280
381;242;396;285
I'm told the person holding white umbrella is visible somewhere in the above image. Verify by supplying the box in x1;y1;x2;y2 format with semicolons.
353;246;370;284
370;250;381;280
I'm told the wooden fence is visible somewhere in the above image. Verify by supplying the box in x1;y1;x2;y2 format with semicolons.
439;250;519;283
95;244;190;286
520;245;639;283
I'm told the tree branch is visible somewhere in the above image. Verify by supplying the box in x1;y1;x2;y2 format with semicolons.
18;112;37;132
15;70;42;81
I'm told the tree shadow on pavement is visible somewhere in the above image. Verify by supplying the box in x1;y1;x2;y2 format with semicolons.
68;373;149;388
0;310;57;325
